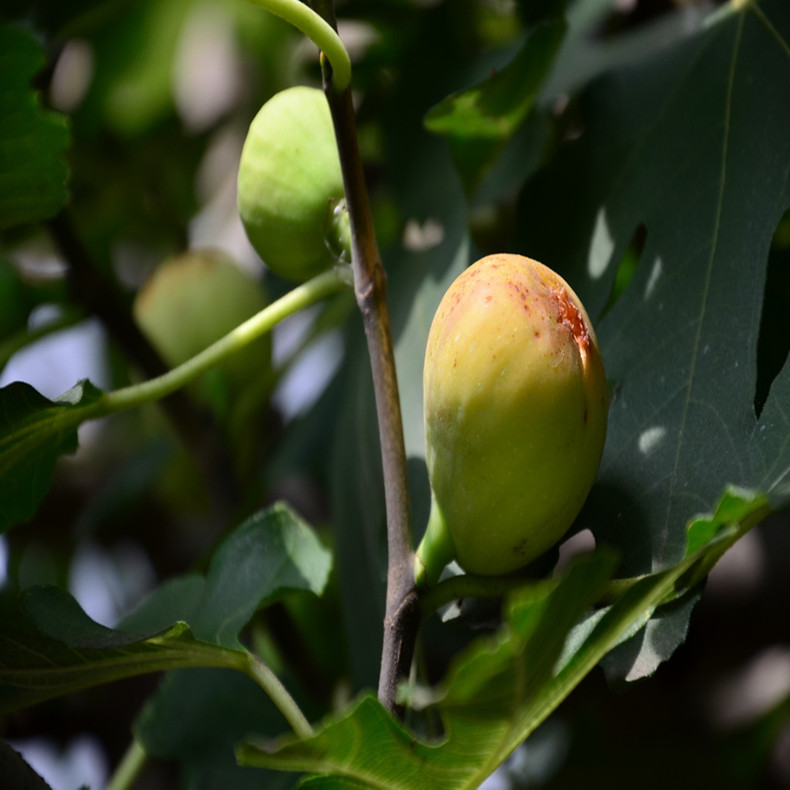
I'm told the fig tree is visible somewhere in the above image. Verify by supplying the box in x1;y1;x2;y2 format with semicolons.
416;253;609;584
237;86;348;282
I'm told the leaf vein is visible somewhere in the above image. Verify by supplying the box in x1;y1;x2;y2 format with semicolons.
665;12;745;556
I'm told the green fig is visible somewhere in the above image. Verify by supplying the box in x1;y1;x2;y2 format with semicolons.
133;248;271;394
416;253;609;584
237;86;348;282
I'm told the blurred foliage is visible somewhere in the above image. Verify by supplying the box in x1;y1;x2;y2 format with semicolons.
0;1;789;789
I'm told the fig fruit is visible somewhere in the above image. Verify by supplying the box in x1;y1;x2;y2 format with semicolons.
416;253;608;583
133;249;271;393
237;86;348;282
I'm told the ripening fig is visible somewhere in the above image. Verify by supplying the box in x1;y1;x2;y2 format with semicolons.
415;253;609;584
237;86;348;282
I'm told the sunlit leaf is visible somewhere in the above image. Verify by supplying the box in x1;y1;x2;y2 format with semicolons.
425;20;565;194
239;486;775;788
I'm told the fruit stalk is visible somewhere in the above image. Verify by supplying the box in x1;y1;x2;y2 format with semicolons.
245;0;351;91
312;0;419;717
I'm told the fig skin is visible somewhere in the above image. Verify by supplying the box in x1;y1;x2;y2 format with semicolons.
237;86;346;282
419;253;608;579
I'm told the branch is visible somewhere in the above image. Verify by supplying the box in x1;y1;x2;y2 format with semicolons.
310;0;420;717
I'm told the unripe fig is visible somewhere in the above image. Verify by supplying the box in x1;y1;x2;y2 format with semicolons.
416;253;608;583
237;86;348;282
133;249;271;392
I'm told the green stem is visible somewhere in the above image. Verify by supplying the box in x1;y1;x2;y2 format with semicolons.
414;496;457;590
242;652;313;739
103;267;351;415
245;0;351;91
105;738;147;790
1;268;351;465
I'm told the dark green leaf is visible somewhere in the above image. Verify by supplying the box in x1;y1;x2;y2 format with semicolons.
238;552;617;788
0;586;248;716
515;0;790;679
0;380;104;533
0;740;53;790
196;502;332;648
135;667;297;790
121;504;330;782
120;502;332;650
425;21;565;193
240;486;773;787
0;23;69;229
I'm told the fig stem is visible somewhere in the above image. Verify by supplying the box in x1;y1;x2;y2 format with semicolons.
2;268;352;460
414;497;457;590
243;651;314;739
312;1;419;718
245;0;351;91
105;738;147;790
103;267;352;413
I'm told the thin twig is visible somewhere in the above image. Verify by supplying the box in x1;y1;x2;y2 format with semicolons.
310;0;420;718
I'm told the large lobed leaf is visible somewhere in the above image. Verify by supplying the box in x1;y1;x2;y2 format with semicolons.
0;503;331;717
239;488;772;788
518;0;790;564
512;0;790;676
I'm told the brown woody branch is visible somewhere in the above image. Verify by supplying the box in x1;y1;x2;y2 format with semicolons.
310;0;420;718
